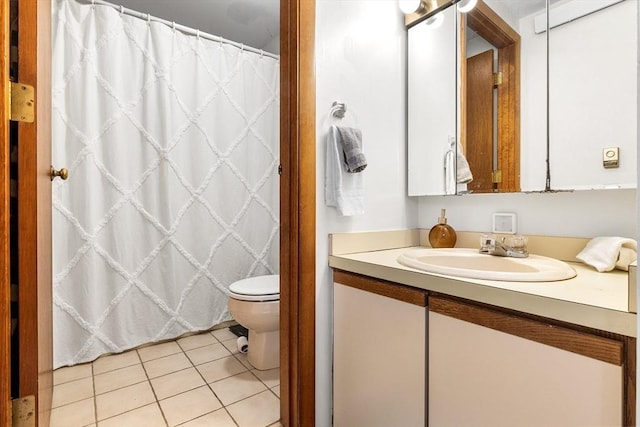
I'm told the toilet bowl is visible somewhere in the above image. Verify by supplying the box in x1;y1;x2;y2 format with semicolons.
227;274;279;370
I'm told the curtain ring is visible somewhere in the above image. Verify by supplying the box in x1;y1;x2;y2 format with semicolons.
218;36;224;49
259;50;264;59
196;29;200;40
147;13;151;24
172;21;176;32
119;4;124;14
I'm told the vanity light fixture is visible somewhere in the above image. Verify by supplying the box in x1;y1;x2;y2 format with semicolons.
401;0;477;26
457;0;478;13
399;0;422;14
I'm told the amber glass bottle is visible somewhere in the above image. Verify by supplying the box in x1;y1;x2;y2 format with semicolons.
428;209;457;248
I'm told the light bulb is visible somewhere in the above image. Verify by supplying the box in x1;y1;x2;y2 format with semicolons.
457;0;478;13
399;0;421;14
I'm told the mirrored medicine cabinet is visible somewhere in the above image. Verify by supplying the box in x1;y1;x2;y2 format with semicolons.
407;0;638;196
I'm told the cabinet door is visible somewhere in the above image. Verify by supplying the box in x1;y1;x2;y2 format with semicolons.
429;298;623;427
334;282;426;427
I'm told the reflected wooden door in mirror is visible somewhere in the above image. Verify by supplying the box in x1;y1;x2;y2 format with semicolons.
462;0;521;193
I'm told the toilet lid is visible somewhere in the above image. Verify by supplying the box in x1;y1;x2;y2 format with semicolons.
229;274;280;302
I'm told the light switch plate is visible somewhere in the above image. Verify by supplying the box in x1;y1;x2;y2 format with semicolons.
492;212;517;234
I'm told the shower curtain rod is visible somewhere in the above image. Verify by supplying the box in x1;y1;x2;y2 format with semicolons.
82;0;280;60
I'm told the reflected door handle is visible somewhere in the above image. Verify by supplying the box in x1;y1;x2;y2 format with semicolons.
50;166;69;181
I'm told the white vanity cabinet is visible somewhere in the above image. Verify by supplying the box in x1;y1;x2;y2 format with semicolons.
429;295;634;427
333;271;428;427
332;269;636;427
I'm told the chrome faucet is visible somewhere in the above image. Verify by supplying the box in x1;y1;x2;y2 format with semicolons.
479;235;529;258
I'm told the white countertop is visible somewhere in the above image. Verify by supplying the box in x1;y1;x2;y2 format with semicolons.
329;246;636;337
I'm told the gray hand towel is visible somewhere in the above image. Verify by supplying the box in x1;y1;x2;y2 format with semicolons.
336;126;367;173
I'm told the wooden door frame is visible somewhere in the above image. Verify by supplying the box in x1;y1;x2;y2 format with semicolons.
463;0;521;192
16;0;54;424
1;0;12;424
280;0;316;426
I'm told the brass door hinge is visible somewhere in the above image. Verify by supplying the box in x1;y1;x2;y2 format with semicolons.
11;395;35;427
9;82;35;123
493;72;503;87
492;170;502;183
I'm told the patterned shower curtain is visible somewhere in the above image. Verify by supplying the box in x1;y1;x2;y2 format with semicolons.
51;0;280;368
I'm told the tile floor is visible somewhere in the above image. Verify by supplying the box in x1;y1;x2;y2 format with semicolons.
50;328;281;427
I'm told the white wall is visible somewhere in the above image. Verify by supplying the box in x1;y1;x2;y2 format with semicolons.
418;189;636;238
315;1;417;425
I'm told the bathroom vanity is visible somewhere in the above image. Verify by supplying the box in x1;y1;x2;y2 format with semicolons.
330;230;636;427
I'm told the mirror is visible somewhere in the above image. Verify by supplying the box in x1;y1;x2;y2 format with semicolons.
407;0;637;195
548;0;637;190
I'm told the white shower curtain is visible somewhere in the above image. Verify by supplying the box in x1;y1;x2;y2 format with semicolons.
51;0;280;368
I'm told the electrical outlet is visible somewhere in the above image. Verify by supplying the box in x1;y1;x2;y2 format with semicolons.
492;212;517;234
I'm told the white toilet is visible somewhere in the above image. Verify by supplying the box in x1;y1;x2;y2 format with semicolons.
227;274;280;370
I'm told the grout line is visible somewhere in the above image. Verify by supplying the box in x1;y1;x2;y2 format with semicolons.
91;363;98;426
137;348;170;427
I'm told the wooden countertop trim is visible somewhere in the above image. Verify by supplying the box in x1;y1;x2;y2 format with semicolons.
430;295;624;366
333;270;427;307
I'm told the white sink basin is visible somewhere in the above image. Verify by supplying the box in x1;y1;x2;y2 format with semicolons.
397;248;577;282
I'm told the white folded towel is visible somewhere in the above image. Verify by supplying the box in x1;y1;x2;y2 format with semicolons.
456;141;473;184
576;236;638;272
325;126;365;216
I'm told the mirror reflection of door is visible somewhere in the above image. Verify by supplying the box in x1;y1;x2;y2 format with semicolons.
462;0;521;193
466;48;495;193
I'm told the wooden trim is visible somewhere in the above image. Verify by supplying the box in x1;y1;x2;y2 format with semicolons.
429;295;623;366
280;0;316;425
496;42;520;192
466;0;520;49
465;0;521;193
333;270;427;307
623;335;636;426
18;0;39;403
0;0;12;423
19;0;53;424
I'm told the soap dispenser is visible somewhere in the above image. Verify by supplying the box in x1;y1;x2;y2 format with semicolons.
428;209;457;248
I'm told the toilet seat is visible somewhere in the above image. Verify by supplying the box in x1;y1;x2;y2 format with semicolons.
229;274;280;302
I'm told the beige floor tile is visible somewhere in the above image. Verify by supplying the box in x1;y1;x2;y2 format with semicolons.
143;352;193;379
177;332;217;351
137;341;182;362
53;363;92;385
50;397;95;427
226;390;280;427
196;355;247;384
94;363;147;395
234;353;255;370
185;343;231;366
97;403;165;427
209;371;268;406
159;386;222;426
93;350;140;375
271;385;280;397
150;367;205;400
180;408;237;427
220;338;241;355
52;376;94;408
211;328;237;342
95;381;156;420
252;368;280;388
